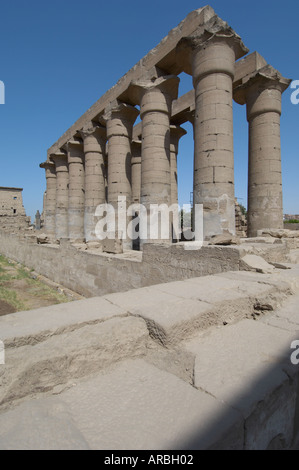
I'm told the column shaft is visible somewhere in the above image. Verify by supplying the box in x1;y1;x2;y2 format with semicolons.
51;153;68;240
40;162;56;238
234;69;291;237
132;76;179;245
170;125;187;241
247;83;285;236
67;141;85;242
192;38;239;238
81;126;106;242
131;140;142;205
104;103;139;249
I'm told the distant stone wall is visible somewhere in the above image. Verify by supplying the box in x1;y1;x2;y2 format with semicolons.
0;231;241;297
0;187;30;231
0;187;25;217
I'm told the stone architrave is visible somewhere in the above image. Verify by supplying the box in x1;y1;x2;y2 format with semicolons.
66;141;85;243
50;151;69;240
178;19;248;239
39;161;56;238
103;102;139;250
234;66;291;237
80;125;107;242
130;75;180;246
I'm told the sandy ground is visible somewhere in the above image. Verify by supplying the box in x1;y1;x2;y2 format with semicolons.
0;255;71;315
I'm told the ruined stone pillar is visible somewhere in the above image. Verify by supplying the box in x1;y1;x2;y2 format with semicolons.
66;141;85;243
131;139;142;250
50;152;69;240
40;161;56;238
170;125;187;241
131;76;180;245
103;102;139;249
234;68;291;237
80;125;107;242
170;125;187;207
131;139;142;205
179;26;247;238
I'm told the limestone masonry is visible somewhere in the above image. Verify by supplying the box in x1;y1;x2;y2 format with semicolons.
0;187;29;230
40;6;290;245
1;6;298;451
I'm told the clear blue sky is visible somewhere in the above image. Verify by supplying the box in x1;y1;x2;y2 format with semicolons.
0;0;298;221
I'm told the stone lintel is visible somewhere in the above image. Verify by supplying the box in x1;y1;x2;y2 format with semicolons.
234;51;268;86
47;6;218;157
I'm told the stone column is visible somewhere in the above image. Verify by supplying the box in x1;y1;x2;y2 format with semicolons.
234;68;291;237
170;125;187;207
170;125;187;241
40;161;56;238
131;139;142;205
66;140;85;243
179;25;247;238
80;125;107;242
103;102;139;249
50;152;69;240
131;75;180;245
131;139;142;250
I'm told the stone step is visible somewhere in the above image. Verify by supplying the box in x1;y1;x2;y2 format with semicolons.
182;316;299;449
0;359;244;450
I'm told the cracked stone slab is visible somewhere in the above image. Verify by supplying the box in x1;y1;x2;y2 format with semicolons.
216;269;299;293
104;274;293;345
0;359;244;450
183;319;298;449
105;287;213;345
240;254;276;274
0;317;150;410
154;275;279;302
260;294;299;331
0;297;128;347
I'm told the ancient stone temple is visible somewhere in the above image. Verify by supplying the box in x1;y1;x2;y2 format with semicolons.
0;186;29;230
40;6;291;248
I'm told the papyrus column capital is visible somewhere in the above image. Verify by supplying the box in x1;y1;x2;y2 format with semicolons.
234;66;291;120
103;102;139;139
130;76;180;118
79;124;106;143
177;18;248;82
170;125;187;153
50;152;68;172
40;161;56;179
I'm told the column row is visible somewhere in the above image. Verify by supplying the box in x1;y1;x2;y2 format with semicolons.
42;36;289;245
42;96;186;246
